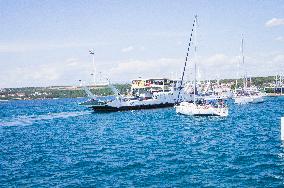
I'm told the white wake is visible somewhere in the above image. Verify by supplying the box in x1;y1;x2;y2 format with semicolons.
0;111;91;126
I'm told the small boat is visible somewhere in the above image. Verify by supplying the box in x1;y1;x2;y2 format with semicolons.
176;99;228;117
233;37;264;104
234;88;264;104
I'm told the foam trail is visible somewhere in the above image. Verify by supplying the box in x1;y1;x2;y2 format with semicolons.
0;111;91;127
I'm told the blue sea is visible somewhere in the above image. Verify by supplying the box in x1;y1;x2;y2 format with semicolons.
0;97;284;187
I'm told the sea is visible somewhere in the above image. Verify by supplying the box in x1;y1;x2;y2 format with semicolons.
0;97;284;187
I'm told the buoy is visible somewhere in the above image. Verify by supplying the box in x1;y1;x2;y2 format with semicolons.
281;117;284;140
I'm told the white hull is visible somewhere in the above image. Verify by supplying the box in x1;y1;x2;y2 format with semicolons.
175;102;228;117
234;95;264;104
250;95;264;103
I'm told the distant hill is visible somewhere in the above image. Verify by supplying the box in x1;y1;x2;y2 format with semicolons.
0;84;131;100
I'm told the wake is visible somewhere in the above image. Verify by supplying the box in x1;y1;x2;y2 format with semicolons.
0;111;91;126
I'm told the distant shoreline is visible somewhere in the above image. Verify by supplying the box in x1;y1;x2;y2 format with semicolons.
1;92;283;102
1;76;283;100
0;84;131;100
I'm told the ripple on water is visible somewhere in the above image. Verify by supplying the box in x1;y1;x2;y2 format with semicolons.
0;97;284;187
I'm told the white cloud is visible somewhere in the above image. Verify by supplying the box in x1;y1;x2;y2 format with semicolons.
146;31;187;38
140;46;145;51
265;18;284;27
204;53;228;64
66;58;80;67
121;46;134;53
273;54;284;62
276;36;284;41
0;41;108;53
0;58;93;88
106;53;283;83
195;54;240;79
2;52;284;88
108;58;183;82
107;54;241;82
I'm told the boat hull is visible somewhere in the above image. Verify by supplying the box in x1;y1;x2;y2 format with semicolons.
175;102;228;117
91;102;174;112
234;95;264;104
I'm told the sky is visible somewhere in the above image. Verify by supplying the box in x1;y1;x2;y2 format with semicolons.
0;0;284;88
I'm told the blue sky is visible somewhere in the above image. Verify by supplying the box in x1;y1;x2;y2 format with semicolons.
0;0;284;88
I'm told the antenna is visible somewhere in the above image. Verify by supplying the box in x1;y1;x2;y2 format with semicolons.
89;49;96;85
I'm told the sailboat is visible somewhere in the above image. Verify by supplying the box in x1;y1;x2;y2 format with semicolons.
175;15;229;117
233;36;264;104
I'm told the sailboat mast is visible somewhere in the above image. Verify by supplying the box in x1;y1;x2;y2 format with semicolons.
235;54;241;92
241;36;247;89
193;15;198;104
176;15;197;103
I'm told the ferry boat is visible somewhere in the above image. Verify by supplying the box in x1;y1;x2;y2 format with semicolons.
80;78;193;111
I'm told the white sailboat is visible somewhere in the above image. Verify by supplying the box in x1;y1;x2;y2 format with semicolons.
176;99;229;117
175;15;229;117
233;37;264;104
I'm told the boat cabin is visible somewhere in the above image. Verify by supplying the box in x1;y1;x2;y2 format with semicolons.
130;78;180;98
131;78;173;91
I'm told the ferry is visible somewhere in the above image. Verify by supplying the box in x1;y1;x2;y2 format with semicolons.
80;78;193;111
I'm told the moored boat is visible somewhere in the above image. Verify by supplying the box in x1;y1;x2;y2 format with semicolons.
175;99;228;117
233;37;264;104
175;15;229;117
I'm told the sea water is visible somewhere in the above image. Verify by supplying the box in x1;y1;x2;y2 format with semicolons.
0;97;283;187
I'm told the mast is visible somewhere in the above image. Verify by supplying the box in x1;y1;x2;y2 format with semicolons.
176;15;198;103
235;55;240;92
193;15;198;104
241;35;247;90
